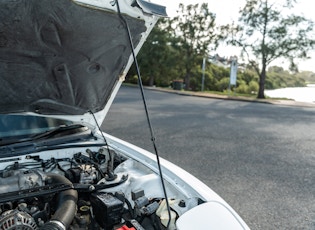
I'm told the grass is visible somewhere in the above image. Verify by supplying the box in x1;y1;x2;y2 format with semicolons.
198;90;293;101
202;90;258;98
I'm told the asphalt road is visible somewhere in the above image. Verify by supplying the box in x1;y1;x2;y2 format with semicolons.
102;85;315;229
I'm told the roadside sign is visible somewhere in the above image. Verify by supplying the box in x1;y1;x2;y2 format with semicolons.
230;59;238;85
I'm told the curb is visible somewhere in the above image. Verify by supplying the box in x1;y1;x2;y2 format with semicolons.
144;86;315;108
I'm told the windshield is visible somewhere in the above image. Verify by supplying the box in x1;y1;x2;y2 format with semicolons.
0;114;73;140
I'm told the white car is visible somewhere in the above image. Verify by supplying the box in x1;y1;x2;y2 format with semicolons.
0;0;249;229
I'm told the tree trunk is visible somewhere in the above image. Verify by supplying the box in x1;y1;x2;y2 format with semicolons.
148;75;154;86
184;72;191;90
257;70;266;99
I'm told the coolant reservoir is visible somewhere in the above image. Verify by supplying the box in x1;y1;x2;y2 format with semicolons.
156;199;177;230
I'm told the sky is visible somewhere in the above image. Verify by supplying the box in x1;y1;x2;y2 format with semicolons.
152;0;315;72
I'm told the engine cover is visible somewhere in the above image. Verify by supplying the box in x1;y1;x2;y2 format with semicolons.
0;170;44;194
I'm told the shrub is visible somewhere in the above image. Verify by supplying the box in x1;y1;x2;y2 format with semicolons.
236;83;249;94
248;80;259;93
216;78;230;91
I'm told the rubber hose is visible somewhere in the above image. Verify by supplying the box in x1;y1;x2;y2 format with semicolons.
41;173;78;230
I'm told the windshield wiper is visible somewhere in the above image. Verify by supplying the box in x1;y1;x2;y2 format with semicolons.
30;124;86;140
0;124;87;146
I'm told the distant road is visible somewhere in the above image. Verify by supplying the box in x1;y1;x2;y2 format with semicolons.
102;85;315;229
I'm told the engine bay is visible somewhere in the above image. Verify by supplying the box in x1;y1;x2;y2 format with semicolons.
0;146;201;230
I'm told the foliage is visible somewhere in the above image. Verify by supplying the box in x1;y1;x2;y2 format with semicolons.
201;63;306;93
231;0;315;98
126;2;313;94
166;3;218;90
127;19;183;87
295;71;315;83
266;66;306;88
248;80;259;93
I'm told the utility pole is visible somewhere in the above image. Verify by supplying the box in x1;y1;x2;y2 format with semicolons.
201;57;206;91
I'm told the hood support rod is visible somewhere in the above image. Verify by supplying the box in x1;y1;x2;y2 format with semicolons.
115;1;171;228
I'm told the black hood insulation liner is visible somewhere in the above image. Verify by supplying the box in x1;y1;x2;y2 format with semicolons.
0;0;146;115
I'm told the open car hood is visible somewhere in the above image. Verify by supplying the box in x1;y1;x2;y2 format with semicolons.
0;0;166;127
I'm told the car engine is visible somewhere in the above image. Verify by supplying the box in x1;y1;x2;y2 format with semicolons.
0;147;196;230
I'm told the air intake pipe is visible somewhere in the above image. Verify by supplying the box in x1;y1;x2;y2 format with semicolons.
40;173;78;230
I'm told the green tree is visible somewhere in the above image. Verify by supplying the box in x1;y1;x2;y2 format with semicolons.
168;3;217;90
232;0;315;98
267;65;306;88
295;70;315;83
127;19;180;86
